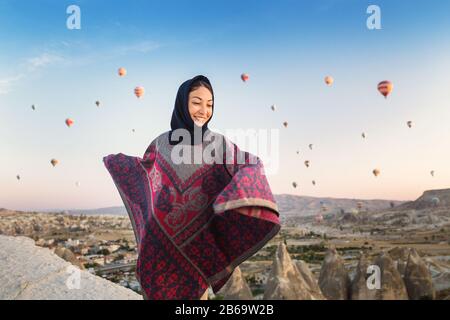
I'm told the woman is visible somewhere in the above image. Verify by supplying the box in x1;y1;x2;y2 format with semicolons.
103;75;280;300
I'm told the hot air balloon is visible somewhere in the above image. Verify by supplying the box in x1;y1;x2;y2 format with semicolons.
65;118;74;128
241;73;249;82
292;182;298;188
309;144;313;150
430;170;435;177
312;180;316;186
75;181;80;187
95;100;100;107
134;86;145;98
407;121;413;128
283;121;288;128
362;132;366;139
50;159;59;167
296;150;300;155
377;80;393;98
304;160;310;168
16;175;20;181
431;197;440;206
132;128;135;133
118;67;127;77
324;76;334;86
271;104;276;111
315;214;324;224
31;104;36;111
372;168;380;177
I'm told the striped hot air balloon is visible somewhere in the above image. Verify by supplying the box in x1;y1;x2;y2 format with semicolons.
377;81;393;98
241;73;249;82
134;86;145;98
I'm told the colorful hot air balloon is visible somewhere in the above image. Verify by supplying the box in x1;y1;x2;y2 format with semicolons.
324;76;334;86
134;86;145;98
315;214;324;224
377;80;393;98
118;67;127;77
309;144;313;150
50;159;59;167
431;197;440;206
271;104;276;111
95;100;100;107
65;118;74;127
372;168;380;177
304;160;310;168
241;73;249;82
283;121;288;128
407;121;413;128
292;182;298;188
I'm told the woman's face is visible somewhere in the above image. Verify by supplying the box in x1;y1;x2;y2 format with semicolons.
188;86;213;127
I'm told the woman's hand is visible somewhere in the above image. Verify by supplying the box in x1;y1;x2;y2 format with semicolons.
234;206;261;218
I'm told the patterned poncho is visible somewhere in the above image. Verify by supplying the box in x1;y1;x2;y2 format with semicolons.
103;130;280;299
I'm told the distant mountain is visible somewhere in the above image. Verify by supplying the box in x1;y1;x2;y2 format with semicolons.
51;194;404;217
274;194;404;217
397;188;450;210
65;206;128;216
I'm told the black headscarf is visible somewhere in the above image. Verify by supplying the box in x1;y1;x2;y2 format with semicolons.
168;75;214;145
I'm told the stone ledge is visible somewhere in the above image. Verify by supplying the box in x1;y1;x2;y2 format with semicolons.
0;235;142;300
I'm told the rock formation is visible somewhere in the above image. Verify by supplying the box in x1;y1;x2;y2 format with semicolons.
374;252;409;300
404;249;435;300
294;260;325;299
0;235;141;300
318;248;350;300
350;253;377;300
218;266;253;300
264;242;323;300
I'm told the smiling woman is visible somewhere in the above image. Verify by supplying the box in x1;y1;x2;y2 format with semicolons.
188;80;214;128
103;75;280;300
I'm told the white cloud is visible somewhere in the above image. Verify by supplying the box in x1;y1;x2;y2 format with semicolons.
0;74;24;95
26;53;65;71
114;40;161;55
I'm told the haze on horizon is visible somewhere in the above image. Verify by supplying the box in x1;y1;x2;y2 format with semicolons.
1;0;450;211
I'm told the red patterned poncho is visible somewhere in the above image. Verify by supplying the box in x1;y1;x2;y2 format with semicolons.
103;130;280;299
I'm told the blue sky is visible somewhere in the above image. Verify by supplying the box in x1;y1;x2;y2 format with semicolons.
1;0;450;210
